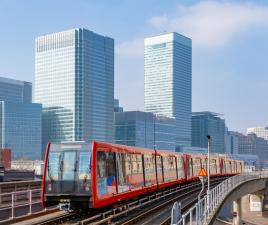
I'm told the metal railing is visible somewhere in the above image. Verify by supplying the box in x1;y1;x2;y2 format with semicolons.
0;188;42;220
172;171;268;225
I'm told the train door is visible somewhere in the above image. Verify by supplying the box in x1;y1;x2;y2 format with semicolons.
61;151;77;193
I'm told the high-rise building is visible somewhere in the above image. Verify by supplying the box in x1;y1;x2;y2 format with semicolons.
115;111;176;151
144;32;192;149
35;28;114;151
0;77;32;103
192;112;225;154
247;127;268;140
0;101;42;159
0;76;42;160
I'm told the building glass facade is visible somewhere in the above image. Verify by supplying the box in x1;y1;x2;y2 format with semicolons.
238;133;268;168
192;112;225;154
247;127;268;140
35;28;114;153
0;77;32;103
0;101;42;160
114;99;123;112
115;111;176;151
144;33;192;148
225;130;242;155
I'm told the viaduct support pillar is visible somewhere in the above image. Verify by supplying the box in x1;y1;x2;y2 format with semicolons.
233;198;242;225
249;192;264;212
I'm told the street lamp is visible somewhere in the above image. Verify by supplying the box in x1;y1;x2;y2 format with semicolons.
207;135;211;211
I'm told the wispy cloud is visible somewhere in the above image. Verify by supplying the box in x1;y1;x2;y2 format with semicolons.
116;2;268;58
148;1;268;47
116;38;144;58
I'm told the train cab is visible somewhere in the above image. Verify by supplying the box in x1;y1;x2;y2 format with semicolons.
42;142;92;210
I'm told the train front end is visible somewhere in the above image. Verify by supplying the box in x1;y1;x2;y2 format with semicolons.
42;142;92;211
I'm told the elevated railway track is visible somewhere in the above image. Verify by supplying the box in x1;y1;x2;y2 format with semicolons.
10;177;227;225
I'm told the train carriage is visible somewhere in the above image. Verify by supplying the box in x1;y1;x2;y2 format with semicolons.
42;141;244;211
92;141;158;208
155;150;186;189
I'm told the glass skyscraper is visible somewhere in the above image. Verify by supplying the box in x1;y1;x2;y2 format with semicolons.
144;33;192;149
35;28;114;151
115;111;176;151
0;101;42;159
0;77;32;103
0;76;42;160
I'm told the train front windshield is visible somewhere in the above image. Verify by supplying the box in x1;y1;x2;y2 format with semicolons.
45;143;91;194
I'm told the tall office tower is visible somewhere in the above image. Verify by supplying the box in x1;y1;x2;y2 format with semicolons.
35;28;114;151
144;33;192;149
247;127;268;140
192;112;225;154
0;77;32;103
0;77;42;160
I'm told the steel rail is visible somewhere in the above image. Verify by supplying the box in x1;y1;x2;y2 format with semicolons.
78;177;226;225
118;178;224;225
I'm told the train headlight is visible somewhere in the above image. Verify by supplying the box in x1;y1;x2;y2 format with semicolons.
86;183;90;191
48;182;52;191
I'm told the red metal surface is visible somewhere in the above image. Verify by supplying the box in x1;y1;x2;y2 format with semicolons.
0;148;11;169
42;142;51;208
92;141;158;208
92;141;98;208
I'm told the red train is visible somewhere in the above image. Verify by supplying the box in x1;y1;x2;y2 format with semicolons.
42;141;244;210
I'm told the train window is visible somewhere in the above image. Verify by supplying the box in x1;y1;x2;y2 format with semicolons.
78;152;90;179
46;152;60;182
210;159;217;174
62;151;76;181
163;156;177;182
187;158;193;177
204;158;208;170
156;155;163;183
222;160;226;174
193;158;202;176
116;153;144;192
46;152;61;193
128;154;144;189
97;151;116;198
78;151;91;192
144;154;156;186
116;153;128;193
177;156;184;179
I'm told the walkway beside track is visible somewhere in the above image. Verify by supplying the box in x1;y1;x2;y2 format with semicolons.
172;171;268;225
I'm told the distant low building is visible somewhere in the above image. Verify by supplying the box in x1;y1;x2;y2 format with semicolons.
229;153;260;169
114;99;123;112
247;126;268;140
225;130;243;155
115;111;176;151
180;146;207;154
238;133;268;168
192;112;225;154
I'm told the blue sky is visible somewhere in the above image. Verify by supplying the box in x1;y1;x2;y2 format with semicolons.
0;0;268;133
